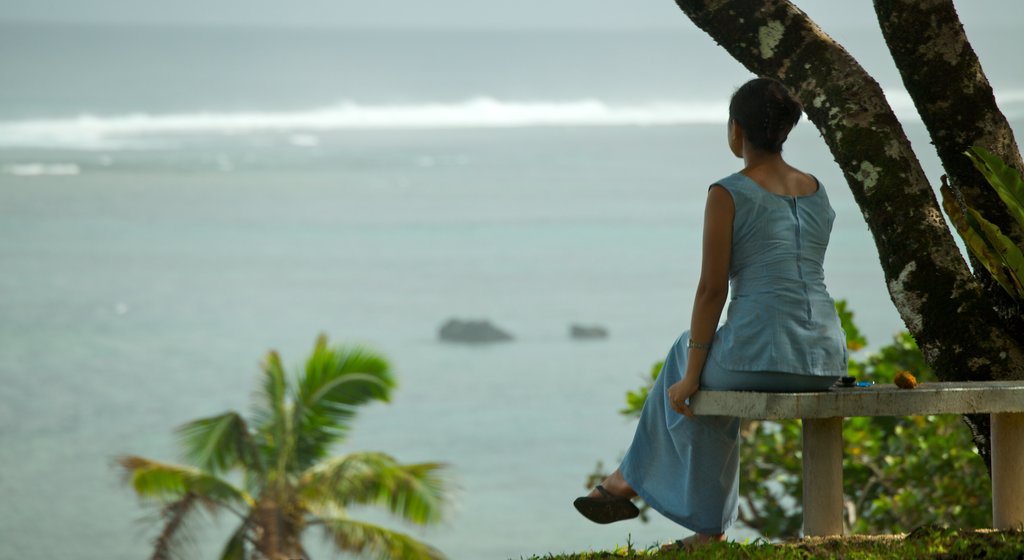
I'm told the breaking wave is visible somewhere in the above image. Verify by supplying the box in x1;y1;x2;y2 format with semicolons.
3;163;81;176
0;98;727;149
0;91;1020;150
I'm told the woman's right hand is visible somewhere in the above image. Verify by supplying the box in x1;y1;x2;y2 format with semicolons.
667;376;700;417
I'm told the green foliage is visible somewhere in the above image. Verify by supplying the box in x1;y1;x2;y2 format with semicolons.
621;361;663;417
835;300;866;355
177;411;259;475
118;334;449;560
320;518;445;560
293;336;395;473
300;452;448;525
967;146;1024;232
595;302;990;539
522;528;1024;559
118;456;252;508
940;146;1024;300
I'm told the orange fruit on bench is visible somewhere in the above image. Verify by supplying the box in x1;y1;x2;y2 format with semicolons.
894;370;918;389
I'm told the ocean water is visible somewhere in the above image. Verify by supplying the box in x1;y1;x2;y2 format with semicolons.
1;23;1022;560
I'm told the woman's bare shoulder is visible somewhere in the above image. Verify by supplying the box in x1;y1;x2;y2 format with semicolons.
753;166;817;197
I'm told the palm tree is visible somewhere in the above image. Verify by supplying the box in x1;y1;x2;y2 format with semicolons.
118;334;450;560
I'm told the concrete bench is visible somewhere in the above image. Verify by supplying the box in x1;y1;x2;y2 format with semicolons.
689;380;1024;536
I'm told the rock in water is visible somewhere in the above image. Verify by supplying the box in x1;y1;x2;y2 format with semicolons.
570;324;609;340
438;319;514;343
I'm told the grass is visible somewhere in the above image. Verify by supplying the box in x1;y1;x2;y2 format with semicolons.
520;527;1024;559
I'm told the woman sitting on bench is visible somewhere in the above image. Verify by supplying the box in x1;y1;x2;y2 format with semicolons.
573;77;847;550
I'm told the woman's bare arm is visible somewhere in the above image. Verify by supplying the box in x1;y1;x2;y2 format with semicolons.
685;184;734;377
668;184;734;416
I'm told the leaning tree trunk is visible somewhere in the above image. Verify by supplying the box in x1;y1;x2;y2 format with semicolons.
873;0;1024;338
872;0;1024;471
670;2;1024;376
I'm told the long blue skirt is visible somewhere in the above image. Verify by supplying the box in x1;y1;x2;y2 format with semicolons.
619;331;837;534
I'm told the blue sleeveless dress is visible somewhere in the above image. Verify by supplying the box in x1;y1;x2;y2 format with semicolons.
618;172;848;534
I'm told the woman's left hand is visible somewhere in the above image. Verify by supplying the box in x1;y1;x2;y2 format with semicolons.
667;377;699;417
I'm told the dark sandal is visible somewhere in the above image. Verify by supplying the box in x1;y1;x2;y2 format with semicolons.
573;484;640;524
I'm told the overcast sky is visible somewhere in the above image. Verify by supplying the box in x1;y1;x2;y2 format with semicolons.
0;0;1017;30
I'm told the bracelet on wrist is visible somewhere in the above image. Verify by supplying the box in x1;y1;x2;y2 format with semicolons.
687;338;712;351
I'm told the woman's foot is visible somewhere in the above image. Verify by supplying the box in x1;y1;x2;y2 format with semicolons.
573;469;639;524
584;468;637;500
660;533;726;552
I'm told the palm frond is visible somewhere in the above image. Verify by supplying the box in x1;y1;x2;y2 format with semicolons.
300;452;449;525
252;349;288;442
292;335;394;466
299;335;394;410
319;517;445;560
251;349;290;481
150;493;201;560
117;455;253;509
176;411;261;475
967;146;1024;230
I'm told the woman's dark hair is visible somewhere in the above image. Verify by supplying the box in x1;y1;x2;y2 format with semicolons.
728;78;803;153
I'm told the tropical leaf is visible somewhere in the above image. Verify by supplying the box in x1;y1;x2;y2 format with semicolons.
941;180;1022;297
319;517;445;560
299;335;394;410
117;455;252;508
252;350;288;437
292;335;394;467
968;206;1024;298
300;452;449;525
252;350;290;480
177;411;260;475
966;146;1024;231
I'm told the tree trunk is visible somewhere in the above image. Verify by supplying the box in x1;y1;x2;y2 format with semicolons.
254;497;306;560
255;499;283;560
872;0;1024;473
873;0;1024;341
670;0;1024;384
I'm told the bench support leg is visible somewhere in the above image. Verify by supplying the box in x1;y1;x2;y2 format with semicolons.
802;417;844;536
992;412;1024;530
